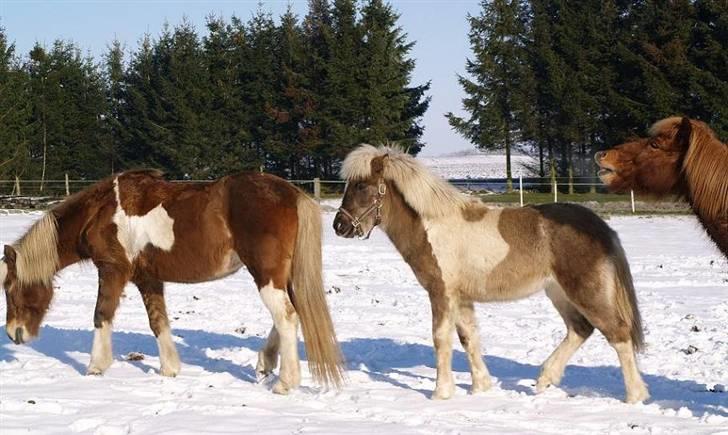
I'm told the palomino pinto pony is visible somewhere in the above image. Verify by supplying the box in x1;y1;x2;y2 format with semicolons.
596;116;728;258
334;145;649;403
0;170;343;393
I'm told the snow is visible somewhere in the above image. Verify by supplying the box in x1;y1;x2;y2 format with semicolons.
1;207;727;434
417;152;536;179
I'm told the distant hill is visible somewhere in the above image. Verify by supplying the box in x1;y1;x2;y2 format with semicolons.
417;152;536;179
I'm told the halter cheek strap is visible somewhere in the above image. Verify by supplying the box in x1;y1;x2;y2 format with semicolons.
338;180;387;240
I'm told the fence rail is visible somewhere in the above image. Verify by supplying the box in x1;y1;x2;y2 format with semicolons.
1;175;644;211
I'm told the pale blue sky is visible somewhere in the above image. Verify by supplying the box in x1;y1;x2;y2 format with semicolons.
1;0;481;156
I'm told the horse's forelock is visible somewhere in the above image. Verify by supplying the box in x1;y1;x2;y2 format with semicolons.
648;117;683;138
14;214;59;287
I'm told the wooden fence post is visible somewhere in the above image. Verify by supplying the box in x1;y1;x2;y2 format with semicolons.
519;175;523;207
65;173;70;196
553;180;558;203
15;176;21;196
313;178;321;201
630;189;635;213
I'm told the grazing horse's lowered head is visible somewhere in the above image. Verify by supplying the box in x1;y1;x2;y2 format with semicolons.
1;215;60;344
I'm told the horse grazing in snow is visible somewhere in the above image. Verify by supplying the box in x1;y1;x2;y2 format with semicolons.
596;116;727;258
0;169;343;393
334;145;649;403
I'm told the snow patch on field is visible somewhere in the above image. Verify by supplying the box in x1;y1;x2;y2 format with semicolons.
0;210;726;434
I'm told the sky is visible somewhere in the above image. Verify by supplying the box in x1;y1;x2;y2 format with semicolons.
0;0;482;156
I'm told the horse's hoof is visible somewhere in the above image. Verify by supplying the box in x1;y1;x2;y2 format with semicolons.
160;365;179;377
272;382;291;395
86;366;105;376
470;379;492;394
625;387;650;404
431;387;454;400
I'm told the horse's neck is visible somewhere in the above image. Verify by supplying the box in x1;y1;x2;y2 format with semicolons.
690;202;728;258
53;210;87;270
381;188;434;262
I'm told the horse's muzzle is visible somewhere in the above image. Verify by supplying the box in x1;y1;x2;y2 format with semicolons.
7;327;24;345
333;212;355;238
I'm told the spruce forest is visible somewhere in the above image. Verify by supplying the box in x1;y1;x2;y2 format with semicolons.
0;0;725;187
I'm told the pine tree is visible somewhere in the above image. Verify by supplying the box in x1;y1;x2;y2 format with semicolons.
0;27;31;181
447;0;533;191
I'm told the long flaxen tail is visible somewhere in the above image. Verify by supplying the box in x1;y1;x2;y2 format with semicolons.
290;193;345;388
610;238;645;352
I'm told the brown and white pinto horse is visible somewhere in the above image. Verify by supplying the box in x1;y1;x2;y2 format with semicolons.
596;117;728;258
0;169;343;393
334;145;649;403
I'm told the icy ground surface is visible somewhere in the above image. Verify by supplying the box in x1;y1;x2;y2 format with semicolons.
0;209;726;434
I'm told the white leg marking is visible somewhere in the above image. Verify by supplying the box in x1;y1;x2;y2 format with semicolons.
256;327;280;381
113;177;175;261
157;327;181;377
432;320;456;400
260;282;300;395
613;341;650;403
87;321;113;375
536;329;586;393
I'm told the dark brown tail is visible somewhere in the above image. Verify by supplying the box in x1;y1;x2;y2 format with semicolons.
290;193;345;388
611;238;645;352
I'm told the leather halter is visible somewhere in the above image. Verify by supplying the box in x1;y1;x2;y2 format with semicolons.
338;180;387;240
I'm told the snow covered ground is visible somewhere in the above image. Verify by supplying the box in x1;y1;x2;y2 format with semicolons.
417;152;536;179
0;207;726;434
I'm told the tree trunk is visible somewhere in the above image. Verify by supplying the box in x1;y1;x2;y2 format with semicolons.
505;123;513;193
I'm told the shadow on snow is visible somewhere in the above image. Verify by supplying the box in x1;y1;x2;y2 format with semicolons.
0;325;724;417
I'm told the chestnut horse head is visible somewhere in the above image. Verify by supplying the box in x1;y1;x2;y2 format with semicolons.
1;215;59;344
595;117;698;195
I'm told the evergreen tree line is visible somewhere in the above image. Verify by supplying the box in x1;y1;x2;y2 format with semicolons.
0;0;430;184
448;0;727;189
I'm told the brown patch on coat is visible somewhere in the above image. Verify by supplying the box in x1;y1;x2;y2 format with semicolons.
461;203;488;222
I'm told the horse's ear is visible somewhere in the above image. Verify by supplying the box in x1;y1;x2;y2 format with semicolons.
3;245;16;266
676;117;692;148
371;155;388;176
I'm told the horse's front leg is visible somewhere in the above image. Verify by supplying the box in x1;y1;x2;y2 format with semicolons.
88;263;130;375
135;276;180;377
456;301;492;394
429;289;457;400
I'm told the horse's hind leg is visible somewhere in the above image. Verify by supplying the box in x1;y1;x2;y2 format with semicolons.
256;326;280;380
455;301;492;394
558;271;649;403
88;263;129;375
135;276;180;377
536;282;594;393
258;279;300;395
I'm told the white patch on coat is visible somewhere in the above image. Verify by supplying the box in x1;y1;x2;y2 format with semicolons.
112;177;175;261
423;207;510;296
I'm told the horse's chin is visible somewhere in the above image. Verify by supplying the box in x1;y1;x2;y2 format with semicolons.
5;323;34;345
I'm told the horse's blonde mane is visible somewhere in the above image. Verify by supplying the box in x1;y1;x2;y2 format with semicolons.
650;117;727;221
12;213;60;287
341;144;468;218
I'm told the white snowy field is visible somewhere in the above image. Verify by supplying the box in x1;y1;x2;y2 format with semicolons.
417;152;536;179
0;208;726;435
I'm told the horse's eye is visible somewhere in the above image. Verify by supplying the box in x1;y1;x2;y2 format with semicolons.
356;182;367;191
649;141;659;149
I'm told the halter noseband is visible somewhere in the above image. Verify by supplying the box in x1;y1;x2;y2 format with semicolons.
338;180;387;240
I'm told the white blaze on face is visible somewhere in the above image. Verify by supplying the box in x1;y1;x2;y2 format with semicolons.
112;177;175;261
